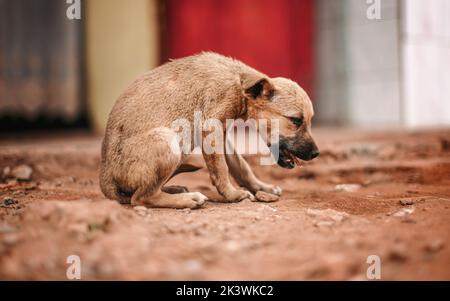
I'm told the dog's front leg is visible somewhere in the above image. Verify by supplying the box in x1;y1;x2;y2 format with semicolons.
203;153;255;202
225;152;282;196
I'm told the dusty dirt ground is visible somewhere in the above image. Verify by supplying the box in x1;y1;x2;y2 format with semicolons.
0;128;449;280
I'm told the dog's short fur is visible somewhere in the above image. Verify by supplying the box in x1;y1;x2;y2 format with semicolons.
100;52;319;208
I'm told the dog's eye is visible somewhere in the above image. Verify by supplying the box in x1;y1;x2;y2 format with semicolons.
289;117;304;127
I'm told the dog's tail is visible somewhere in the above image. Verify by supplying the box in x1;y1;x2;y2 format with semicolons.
99;163;131;204
99;127;132;204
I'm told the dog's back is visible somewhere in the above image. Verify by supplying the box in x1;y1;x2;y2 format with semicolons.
108;52;262;131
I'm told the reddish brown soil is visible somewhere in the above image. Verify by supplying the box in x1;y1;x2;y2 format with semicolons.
0;128;449;280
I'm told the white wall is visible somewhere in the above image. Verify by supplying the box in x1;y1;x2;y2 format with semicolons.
315;0;348;125
316;0;450;128
346;0;401;127
402;0;450;127
316;0;401;127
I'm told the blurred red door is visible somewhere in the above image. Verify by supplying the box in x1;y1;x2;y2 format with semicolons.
162;0;315;96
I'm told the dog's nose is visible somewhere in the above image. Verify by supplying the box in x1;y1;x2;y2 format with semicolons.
310;149;320;159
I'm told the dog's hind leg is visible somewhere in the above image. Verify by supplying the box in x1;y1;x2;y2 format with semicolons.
122;127;207;209
132;189;207;209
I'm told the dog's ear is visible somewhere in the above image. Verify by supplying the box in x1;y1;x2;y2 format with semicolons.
240;73;274;100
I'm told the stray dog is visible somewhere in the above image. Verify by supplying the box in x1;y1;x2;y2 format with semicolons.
100;52;319;209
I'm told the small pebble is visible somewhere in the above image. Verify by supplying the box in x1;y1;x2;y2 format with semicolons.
399;199;414;206
224;240;241;252
387;245;408;262
257;204;277;212
136;210;147;217
393;207;415;217
424;240;445;253
2;197;17;207
11;165;33;181
334;184;361;192
133;206;147;212
133;206;148;217
183;259;203;273
307;208;349;227
0;224;16;234
2;166;11;178
2;234;20;246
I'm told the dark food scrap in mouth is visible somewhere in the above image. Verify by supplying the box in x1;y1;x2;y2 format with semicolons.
279;148;302;169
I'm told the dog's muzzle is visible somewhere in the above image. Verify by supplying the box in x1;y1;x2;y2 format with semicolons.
271;139;320;169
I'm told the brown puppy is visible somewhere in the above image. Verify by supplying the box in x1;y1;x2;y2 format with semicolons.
100;52;319;209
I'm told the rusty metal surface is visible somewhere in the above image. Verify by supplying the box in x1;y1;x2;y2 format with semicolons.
0;0;83;122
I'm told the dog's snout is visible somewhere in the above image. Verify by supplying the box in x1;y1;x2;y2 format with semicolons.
310;149;320;159
292;143;319;161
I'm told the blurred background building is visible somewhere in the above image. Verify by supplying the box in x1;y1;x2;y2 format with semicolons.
0;0;449;132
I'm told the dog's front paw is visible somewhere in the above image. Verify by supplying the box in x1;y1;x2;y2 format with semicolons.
263;185;282;196
223;189;255;203
250;183;282;196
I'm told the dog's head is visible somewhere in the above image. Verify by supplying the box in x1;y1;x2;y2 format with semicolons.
241;73;319;169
